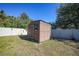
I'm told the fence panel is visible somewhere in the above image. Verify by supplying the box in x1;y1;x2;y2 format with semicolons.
73;29;79;40
52;29;72;39
0;27;27;36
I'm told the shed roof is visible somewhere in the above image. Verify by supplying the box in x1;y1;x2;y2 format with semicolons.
33;20;51;25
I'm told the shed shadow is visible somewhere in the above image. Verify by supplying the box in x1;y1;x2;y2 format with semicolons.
18;35;38;43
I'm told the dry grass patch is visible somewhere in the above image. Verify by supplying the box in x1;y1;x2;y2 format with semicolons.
0;36;79;56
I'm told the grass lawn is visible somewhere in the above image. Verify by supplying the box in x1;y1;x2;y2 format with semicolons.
0;36;79;56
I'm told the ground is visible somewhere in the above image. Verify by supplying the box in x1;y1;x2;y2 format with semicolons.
0;36;79;56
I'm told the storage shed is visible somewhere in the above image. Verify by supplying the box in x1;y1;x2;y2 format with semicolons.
28;20;52;42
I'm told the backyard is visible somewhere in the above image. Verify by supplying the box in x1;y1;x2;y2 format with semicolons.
0;36;79;56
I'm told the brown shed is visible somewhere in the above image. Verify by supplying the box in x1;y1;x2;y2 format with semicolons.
27;20;52;42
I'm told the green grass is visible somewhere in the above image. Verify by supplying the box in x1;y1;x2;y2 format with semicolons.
0;36;79;56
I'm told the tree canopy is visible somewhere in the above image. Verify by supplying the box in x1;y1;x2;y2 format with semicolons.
0;10;31;28
56;3;79;29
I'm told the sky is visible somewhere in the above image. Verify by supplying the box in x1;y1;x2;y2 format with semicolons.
0;3;60;22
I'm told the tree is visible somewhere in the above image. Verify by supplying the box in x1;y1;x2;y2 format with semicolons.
0;10;31;28
19;12;31;28
49;22;56;29
56;3;79;29
0;10;7;27
0;10;6;20
20;12;29;20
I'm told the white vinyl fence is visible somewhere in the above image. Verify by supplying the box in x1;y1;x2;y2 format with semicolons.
0;27;79;40
52;29;79;40
0;27;27;36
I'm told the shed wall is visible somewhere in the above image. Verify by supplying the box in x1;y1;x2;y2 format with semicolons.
28;21;39;42
39;21;51;42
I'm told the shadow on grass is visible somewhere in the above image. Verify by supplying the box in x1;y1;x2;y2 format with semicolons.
53;38;79;49
53;38;79;55
19;35;38;43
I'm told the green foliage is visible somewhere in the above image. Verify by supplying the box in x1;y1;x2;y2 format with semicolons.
0;10;31;28
0;10;6;20
49;22;56;29
19;12;31;28
56;3;79;29
20;12;29;20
